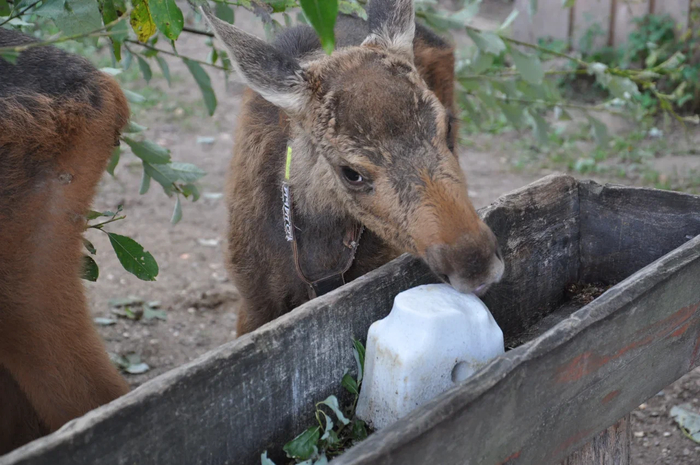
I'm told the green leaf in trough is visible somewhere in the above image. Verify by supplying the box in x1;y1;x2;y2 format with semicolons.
149;0;183;40
318;395;350;425
215;2;234;24
300;0;338;55
320;411;334;440
586;114;610;148
466;29;506;56
130;0;157;42
509;45;544;85
351;419;368;441
122;137;171;164
0;0;11;16
353;338;365;382
171;196;182;225
341;371;358;395
136;55;152;83
139;170;151;195
670;404;700;443
283;426;320;460
81;255;99;281
184;58;217;116
83;238;97;255
107;233;159;281
156;55;171;87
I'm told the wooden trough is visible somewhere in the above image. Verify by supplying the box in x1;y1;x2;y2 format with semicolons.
2;174;700;465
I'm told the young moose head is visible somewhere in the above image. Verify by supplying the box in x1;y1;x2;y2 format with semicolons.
201;0;504;295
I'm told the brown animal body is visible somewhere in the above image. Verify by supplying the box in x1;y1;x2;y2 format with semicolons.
0;29;129;454
201;0;505;336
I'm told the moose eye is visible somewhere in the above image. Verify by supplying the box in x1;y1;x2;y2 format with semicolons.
341;166;364;185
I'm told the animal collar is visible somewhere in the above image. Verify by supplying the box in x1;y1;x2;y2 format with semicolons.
282;146;364;299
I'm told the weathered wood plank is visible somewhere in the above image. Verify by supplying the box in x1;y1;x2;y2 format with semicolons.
511;0;570;45
652;0;690;30
561;416;630;465
613;0;651;47
579;180;700;284
572;0;614;50
0;175;580;465
333;235;700;465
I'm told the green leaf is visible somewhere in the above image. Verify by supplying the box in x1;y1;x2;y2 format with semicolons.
586;114;609;148
124;121;147;133
181;183;200;201
338;0;366;19
606;76;639;100
98;0;127;60
419;4;479;30
341;372;358;395
469;50;493;74
35;0;103;37
167;162;207;182
94;317;116;326
81;255;99;281
299;0;338;55
530;110;549;145
137;55;152;83
139;170;151;195
0;50;20;65
107;233;159;281
149;0;183;40
123;89;146;103
106;147;120;176
130;0;157;42
83;238;97;255
353;338;365;382
171;196;182;224
318;395;349;425
214;2;234;24
496;101;524;128
351;419;368;441
184;58;217;116
283;426;320;460
143;307;167;320
562;0;575;7
466;29;506;55
498;8;518;31
142;161;176;194
320;412;334;440
154;55;171;86
509;45;544;85
0;0;10;16
260;451;277;465
122;137;171;164
657;51;685;71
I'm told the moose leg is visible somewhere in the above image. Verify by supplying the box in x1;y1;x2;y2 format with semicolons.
0;366;48;455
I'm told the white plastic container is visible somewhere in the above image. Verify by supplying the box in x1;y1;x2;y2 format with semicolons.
355;283;505;430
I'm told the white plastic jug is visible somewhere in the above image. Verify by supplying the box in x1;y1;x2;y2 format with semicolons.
355;283;504;430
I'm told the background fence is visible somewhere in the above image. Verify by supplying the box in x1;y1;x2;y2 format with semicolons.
512;0;696;50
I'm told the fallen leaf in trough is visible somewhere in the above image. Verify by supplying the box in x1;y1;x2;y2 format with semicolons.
670;403;700;443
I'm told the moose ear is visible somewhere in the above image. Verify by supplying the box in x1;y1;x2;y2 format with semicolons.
199;5;309;113
362;0;415;59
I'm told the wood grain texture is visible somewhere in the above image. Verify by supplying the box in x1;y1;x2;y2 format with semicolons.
561;415;630;465
572;0;614;49
3;176;700;465
613;0;651;46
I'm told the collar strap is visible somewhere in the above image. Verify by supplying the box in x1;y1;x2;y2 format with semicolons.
281;145;364;299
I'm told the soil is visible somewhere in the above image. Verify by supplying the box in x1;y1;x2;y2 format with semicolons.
79;5;700;465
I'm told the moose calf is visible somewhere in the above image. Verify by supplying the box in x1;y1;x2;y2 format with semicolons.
199;0;505;335
0;28;129;454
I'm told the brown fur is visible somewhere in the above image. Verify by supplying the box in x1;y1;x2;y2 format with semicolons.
0;43;130;454
217;9;503;336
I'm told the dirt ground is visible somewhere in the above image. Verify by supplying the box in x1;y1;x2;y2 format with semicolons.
81;5;700;464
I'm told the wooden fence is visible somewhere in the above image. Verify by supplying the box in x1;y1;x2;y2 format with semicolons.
512;0;694;50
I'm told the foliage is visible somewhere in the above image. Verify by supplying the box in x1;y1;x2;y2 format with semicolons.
2;0;698;279
262;339;367;464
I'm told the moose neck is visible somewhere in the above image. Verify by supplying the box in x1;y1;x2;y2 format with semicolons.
284;134;359;282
